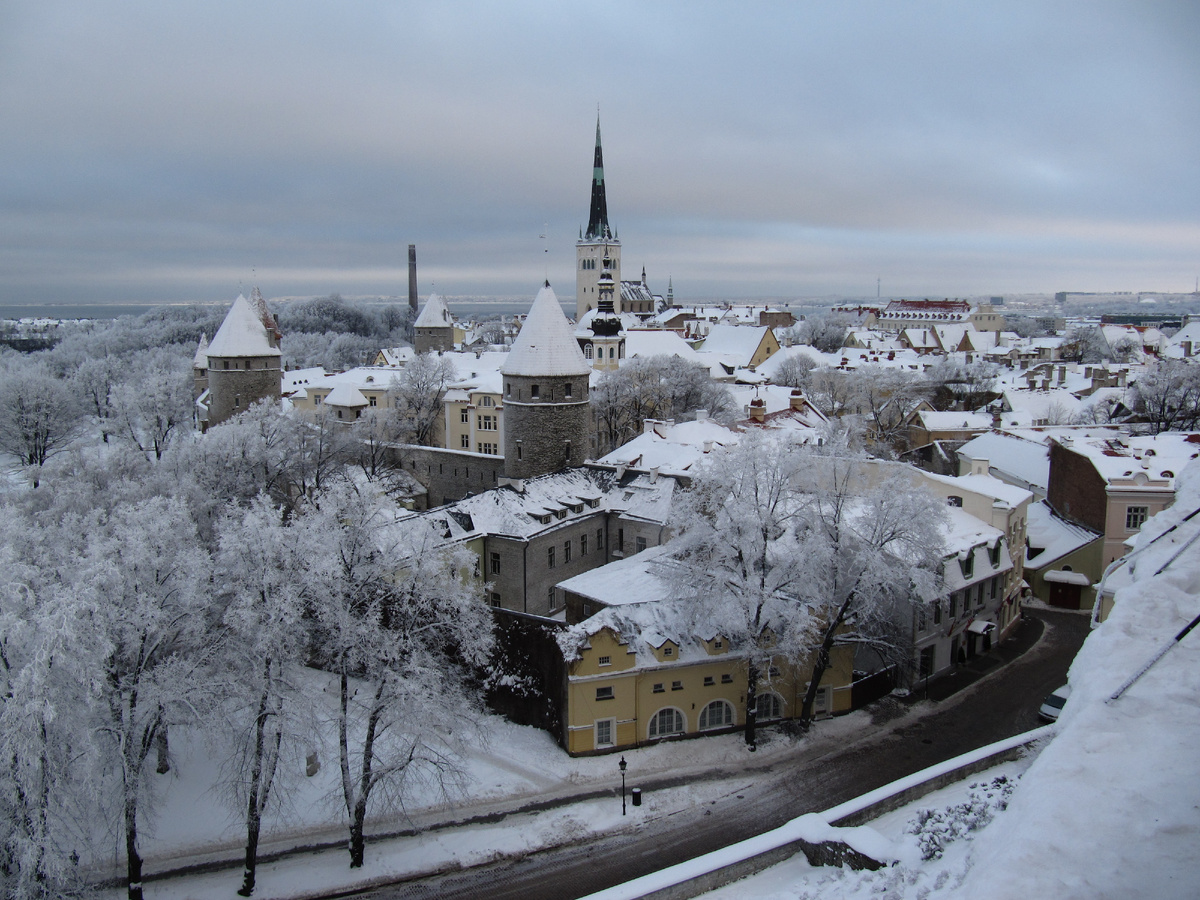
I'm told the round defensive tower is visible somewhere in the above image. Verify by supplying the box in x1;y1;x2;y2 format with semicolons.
501;281;592;480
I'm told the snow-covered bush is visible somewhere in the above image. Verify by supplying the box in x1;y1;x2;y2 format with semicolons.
906;775;1018;861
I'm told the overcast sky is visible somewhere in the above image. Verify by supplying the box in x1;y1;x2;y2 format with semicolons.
2;1;1198;307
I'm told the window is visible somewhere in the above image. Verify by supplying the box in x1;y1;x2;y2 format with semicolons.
950;594;959;617
598;655;611;667
480;396;494;407
703;676;714;686
933;602;942;625
490;593;501;607
478;415;495;430
699;700;734;731
461;409;470;424
564;540;571;563
663;646;674;657
947;495;963;508
489;552;500;575
618;528;625;551
652;683;664;693
368;396;377;407
648;708;685;738
531;384;540;399
548;586;556;607
313;394;321;405
223;360;230;370
917;608;927;632
960;553;974;579
477;442;496;455
1126;506;1148;530
505;383;511;397
756;693;783;721
461;434;470;449
580;534;588;556
714;639;723;648
547;546;555;568
976;585;984;607
635;536;647;554
721;673;733;684
918;646;936;679
595;718;614;748
989;542;1002;568
671;680;683;691
585;344;594;359
595;686;614;701
597;528;604;550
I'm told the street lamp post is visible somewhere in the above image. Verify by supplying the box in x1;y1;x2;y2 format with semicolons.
619;756;627;816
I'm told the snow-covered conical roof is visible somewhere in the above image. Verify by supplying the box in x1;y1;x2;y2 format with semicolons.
207;294;282;358
501;282;591;378
414;292;452;328
193;333;209;368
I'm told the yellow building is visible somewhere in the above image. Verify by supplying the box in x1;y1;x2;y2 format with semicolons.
556;549;853;755
561;622;852;755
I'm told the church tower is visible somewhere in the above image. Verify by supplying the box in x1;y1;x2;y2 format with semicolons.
576;116;621;321
502;282;591;480
586;247;625;372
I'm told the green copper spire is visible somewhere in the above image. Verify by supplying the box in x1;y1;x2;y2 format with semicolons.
585;115;611;241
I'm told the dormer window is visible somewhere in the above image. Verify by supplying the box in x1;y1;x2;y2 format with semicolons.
960;553;975;579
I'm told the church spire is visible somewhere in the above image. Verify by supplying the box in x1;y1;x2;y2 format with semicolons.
585;115;610;241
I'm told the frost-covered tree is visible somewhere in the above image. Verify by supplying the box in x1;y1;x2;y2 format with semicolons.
925;357;1000;411
216;497;328;896
788;457;945;726
387;353;456;447
72;352;125;442
0;365;84;487
591;355;733;454
665;438;946;741
1060;326;1111;364
111;348;195;461
663;431;821;748
1133;359;1200;434
795;314;851;353
309;485;493;868
847;366;930;455
770;353;819;392
80;497;214;900
0;517;105;900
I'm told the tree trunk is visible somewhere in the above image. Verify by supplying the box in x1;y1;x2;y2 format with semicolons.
744;662;758;750
799;643;833;729
348;682;385;868
124;785;143;900
239;668;272;897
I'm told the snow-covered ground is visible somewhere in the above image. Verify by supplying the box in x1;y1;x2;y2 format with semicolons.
95;695;883;898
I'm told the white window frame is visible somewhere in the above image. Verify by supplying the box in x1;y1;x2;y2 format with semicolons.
595;718;615;749
699;700;735;731
648;707;686;739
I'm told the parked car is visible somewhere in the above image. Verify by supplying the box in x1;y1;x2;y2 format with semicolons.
1039;684;1071;722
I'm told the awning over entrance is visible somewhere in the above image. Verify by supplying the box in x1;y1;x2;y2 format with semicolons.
967;619;996;635
1044;569;1092;586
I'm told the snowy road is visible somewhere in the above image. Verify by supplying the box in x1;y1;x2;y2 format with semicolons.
339;608;1088;900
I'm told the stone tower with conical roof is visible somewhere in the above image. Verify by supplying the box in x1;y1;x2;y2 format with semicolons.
413;292;455;354
576;116;621;321
200;289;282;429
501;282;591;480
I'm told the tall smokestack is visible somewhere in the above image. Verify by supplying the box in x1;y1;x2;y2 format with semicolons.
408;244;418;314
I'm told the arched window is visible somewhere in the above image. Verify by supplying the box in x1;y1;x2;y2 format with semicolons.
756;692;784;722
584;344;593;359
698;700;735;731
648;707;685;739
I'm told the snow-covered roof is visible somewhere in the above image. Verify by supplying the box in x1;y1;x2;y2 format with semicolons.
915;410;993;432
501;283;591;378
193;334;209;368
414;293;453;329
597;418;740;476
324;384;369;408
1025;500;1100;568
957;431;1051;494
556;545;674;607
207;294;281;358
695;324;770;367
1056;431;1200;488
922;471;1033;510
623;329;703;363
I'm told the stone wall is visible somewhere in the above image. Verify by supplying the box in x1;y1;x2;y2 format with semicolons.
206;356;281;427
